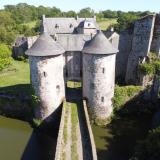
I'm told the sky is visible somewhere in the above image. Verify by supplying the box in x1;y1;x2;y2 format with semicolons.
0;0;160;12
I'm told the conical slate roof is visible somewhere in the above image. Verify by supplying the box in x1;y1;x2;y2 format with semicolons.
82;31;118;55
25;32;65;56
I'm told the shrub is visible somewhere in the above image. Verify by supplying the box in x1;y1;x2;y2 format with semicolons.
0;57;12;71
139;63;155;75
0;43;11;58
153;61;160;73
113;85;142;111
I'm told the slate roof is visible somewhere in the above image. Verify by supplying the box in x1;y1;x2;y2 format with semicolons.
78;19;97;29
42;17;99;35
57;34;92;51
25;32;65;56
82;32;119;55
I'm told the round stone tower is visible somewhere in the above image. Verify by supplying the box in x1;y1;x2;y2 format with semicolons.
82;31;118;124
26;32;65;121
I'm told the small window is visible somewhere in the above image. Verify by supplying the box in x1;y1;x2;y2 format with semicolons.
56;85;60;93
43;72;47;77
102;68;105;73
101;97;104;102
70;24;73;28
88;23;90;27
55;24;59;28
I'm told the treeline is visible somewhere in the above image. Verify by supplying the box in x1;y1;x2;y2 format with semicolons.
0;3;154;45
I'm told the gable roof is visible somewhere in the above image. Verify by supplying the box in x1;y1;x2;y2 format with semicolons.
57;34;92;51
25;32;65;56
41;17;99;35
82;32;118;55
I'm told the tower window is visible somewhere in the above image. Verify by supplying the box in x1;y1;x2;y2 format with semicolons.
102;68;105;73
55;24;59;28
70;24;73;28
56;85;60;93
101;97;104;102
43;72;47;77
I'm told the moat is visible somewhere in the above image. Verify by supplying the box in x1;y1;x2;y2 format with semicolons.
0;116;58;160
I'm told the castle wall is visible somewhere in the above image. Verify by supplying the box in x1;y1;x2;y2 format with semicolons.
125;15;156;84
29;55;65;120
116;30;133;80
83;53;116;120
151;14;160;57
65;51;82;81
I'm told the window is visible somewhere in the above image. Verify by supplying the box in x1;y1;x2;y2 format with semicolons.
43;72;47;77
55;24;59;28
101;97;104;102
70;24;73;28
56;85;60;90
102;68;105;74
56;85;60;93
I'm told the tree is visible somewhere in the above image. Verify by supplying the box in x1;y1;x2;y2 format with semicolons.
78;7;94;18
102;10;118;18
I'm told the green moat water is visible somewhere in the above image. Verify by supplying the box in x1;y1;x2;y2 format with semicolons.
0;116;58;160
92;116;151;160
0;116;32;160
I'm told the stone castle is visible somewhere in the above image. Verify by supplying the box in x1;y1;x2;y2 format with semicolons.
23;13;160;122
25;15;118;122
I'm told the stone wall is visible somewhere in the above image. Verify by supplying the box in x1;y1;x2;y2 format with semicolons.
151;14;160;57
116;30;133;80
65;51;82;81
125;15;156;84
83;53;116;121
29;55;65;120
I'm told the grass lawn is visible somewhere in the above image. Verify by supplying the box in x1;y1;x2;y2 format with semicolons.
0;60;30;87
97;18;117;31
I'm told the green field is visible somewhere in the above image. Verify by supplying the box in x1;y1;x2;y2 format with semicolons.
0;60;30;87
97;18;117;30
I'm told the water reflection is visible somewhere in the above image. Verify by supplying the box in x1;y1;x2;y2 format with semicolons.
0;112;60;160
21;130;57;160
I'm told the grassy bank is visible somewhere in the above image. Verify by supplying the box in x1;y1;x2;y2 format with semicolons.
0;60;30;87
97;18;117;30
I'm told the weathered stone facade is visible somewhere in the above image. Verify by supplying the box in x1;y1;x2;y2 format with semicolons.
125;15;156;84
83;54;116;120
65;51;82;81
29;55;65;120
116;29;133;80
82;32;118;122
151;14;160;57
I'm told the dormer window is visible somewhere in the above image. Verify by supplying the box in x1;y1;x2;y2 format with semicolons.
55;24;59;28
